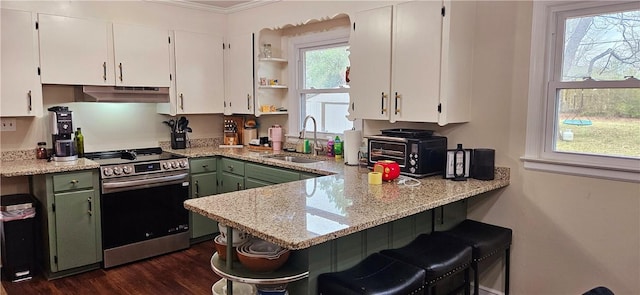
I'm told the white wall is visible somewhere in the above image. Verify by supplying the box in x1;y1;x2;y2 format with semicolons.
237;1;640;294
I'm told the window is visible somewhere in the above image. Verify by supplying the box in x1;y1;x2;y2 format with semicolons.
524;1;640;182
288;28;354;138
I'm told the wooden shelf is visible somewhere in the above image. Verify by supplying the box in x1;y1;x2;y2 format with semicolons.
259;85;288;89
259;111;288;115
259;57;288;63
210;253;308;285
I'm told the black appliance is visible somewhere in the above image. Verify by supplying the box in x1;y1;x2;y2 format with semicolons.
1;194;37;282
367;129;447;178
85;148;190;268
48;106;77;161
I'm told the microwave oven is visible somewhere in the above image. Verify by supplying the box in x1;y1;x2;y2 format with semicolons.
367;135;447;177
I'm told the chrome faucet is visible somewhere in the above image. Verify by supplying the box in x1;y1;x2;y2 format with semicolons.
301;115;322;156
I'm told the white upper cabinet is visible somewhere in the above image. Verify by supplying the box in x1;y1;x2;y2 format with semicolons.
224;33;255;115
112;23;170;87
167;30;224;114
1;9;43;117
38;14;170;87
38;14;113;86
349;1;476;125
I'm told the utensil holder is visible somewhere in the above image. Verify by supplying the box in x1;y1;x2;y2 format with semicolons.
171;132;187;149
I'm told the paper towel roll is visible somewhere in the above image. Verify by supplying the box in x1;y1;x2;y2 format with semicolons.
344;129;363;166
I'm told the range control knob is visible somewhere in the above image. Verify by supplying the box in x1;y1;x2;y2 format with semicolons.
179;160;187;168
113;167;122;175
170;161;178;169
162;162;170;170
123;166;133;174
103;168;113;177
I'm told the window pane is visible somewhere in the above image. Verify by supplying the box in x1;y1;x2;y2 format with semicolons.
304;46;350;89
304;93;352;133
555;88;640;158
562;9;640;81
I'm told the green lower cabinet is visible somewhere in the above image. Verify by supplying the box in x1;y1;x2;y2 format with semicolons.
433;199;468;231
245;177;273;189
220;172;245;193
245;163;299;184
31;170;102;278
54;189;101;271
190;171;218;239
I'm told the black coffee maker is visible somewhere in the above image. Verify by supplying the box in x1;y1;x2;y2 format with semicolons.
48;106;77;161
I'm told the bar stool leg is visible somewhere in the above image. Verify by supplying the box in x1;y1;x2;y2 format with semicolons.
472;261;479;295
505;247;511;295
464;267;471;295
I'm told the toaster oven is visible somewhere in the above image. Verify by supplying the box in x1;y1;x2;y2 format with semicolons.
367;132;447;178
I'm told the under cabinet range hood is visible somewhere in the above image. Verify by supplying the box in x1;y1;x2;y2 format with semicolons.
75;86;170;103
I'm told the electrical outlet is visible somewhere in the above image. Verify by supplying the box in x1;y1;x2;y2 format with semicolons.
1;118;17;132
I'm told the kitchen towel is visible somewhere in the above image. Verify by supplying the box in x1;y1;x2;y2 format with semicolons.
344;129;363;165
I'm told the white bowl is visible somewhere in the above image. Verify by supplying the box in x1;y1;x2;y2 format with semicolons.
237;240;289;259
212;278;256;295
218;223;249;246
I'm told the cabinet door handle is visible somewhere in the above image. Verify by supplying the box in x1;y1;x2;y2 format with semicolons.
247;94;251;110
28;90;32;111
118;63;123;82
351;102;354;111
381;92;388;114
228;165;234;172
87;197;93;216
195;180;199;197
202;164;209;169
103;62;107;81
180;93;184;110
236;182;242;191
70;179;79;185
395;92;401;115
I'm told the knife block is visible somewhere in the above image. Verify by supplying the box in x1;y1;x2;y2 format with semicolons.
171;132;187;149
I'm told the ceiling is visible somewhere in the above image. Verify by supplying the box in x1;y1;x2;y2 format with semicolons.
167;0;262;13
188;1;250;9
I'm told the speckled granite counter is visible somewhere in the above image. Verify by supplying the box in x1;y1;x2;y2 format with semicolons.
180;145;510;250
0;158;100;177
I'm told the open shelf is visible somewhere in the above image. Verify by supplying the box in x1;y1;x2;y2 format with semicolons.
259;57;288;63
259;85;288;89
210;253;308;285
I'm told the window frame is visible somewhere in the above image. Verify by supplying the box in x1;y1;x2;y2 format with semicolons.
286;27;359;140
523;1;640;183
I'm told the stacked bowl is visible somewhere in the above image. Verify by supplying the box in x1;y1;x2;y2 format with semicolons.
236;239;290;273
214;223;250;261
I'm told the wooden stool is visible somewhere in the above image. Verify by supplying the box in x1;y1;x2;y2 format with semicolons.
437;220;512;295
318;252;427;295
381;234;473;295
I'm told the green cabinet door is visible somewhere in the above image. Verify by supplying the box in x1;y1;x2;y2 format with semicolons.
191;172;218;238
220;172;245;193
54;190;100;271
433;199;468;231
245;177;272;189
245;163;299;184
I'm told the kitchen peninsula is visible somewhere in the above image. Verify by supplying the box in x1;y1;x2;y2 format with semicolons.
177;146;510;294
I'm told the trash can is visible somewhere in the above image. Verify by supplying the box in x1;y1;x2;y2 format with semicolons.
1;194;37;282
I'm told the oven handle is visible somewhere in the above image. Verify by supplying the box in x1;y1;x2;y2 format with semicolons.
102;173;189;192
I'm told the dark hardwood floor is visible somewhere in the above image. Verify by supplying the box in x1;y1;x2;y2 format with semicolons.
2;241;222;295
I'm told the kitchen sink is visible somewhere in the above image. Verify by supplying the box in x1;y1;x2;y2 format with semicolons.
264;154;321;164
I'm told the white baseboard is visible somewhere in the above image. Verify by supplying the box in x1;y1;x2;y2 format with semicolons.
477;283;503;295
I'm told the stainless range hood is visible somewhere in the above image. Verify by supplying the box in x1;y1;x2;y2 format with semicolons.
75;86;170;103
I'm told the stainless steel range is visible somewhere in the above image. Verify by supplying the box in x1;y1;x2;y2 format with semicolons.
85;148;190;268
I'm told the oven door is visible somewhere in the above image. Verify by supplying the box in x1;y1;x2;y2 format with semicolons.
101;171;190;249
368;140;408;168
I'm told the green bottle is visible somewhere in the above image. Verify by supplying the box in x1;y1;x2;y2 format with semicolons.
75;127;84;157
334;136;343;159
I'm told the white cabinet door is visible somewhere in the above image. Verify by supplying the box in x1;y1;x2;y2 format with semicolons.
391;1;443;123
1;9;43;117
173;31;224;114
38;14;113;86
113;23;171;87
224;33;255;115
348;6;393;121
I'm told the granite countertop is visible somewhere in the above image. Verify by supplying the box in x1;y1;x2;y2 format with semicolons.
179;145;510;250
0;158;100;177
1;145;510;251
